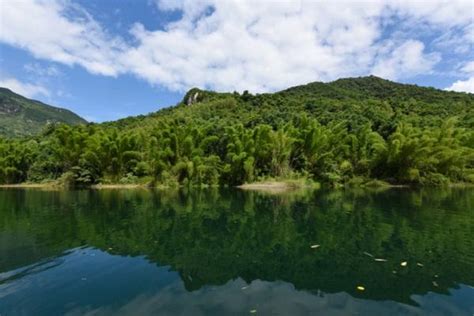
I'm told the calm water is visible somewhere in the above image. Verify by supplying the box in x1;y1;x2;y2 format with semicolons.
0;188;473;315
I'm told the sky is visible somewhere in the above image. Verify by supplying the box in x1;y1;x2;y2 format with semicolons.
0;0;473;122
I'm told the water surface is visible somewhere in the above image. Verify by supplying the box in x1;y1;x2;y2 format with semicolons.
0;188;473;315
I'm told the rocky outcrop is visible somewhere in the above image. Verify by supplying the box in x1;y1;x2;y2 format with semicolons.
186;91;200;106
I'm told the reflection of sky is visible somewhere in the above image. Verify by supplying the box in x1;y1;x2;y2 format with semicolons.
0;248;473;316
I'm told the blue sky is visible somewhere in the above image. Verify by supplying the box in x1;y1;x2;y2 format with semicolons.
1;0;473;122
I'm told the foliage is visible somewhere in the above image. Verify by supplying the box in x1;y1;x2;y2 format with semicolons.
0;76;473;186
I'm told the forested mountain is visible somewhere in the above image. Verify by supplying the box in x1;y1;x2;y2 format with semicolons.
1;76;473;186
0;88;86;137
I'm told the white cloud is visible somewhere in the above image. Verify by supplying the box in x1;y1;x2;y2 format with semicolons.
445;60;474;93
446;77;474;93
1;0;473;93
388;0;473;26
0;0;124;76
460;61;474;74
371;40;440;80
0;78;50;98
433;24;474;55
121;0;388;91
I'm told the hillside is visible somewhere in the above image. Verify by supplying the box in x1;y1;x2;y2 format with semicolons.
1;76;473;186
0;88;86;137
108;75;473;134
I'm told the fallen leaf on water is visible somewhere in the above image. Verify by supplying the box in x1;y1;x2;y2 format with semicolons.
363;252;374;257
357;286;365;291
433;281;439;287
241;286;248;290
392;270;397;274
310;244;320;249
374;258;387;262
417;263;424;267
400;261;407;267
250;309;257;313
434;274;439;278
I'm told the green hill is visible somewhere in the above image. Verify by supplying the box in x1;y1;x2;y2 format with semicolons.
1;76;473;186
108;75;473;133
0;87;86;137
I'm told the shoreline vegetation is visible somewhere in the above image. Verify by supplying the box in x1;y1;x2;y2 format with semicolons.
1;77;473;188
1;179;472;192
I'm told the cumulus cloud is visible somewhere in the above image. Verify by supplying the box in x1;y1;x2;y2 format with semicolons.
371;40;440;79
1;0;473;93
445;61;474;93
0;78;50;98
0;0;124;76
446;77;474;93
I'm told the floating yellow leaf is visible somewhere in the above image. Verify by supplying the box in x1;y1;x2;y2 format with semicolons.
374;258;387;262
417;263;424;267
400;261;407;266
250;309;257;313
310;244;320;249
357;286;365;291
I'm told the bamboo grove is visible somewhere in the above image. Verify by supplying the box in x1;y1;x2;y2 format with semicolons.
0;77;473;186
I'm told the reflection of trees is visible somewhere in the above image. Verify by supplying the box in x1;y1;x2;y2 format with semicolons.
0;188;473;304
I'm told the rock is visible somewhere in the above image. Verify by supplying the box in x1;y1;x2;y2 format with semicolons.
186;92;200;105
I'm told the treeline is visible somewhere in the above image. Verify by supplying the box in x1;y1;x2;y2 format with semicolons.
0;115;472;186
0;76;473;186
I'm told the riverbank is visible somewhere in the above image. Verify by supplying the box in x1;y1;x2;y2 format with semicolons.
0;182;150;189
237;180;319;193
1;180;472;190
0;183;57;188
90;184;147;189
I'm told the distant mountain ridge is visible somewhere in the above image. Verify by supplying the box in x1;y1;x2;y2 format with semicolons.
0;87;86;137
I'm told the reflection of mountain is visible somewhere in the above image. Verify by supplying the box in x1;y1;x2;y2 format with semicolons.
0;188;473;305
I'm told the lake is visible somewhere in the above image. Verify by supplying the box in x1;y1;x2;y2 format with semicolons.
0;187;473;315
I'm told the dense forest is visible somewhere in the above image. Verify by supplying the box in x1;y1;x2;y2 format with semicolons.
0;76;473;186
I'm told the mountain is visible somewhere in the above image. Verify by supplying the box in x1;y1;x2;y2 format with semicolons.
1;76;473;186
0;88;86;137
109;75;473;132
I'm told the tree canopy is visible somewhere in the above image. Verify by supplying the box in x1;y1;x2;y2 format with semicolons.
1;76;473;186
